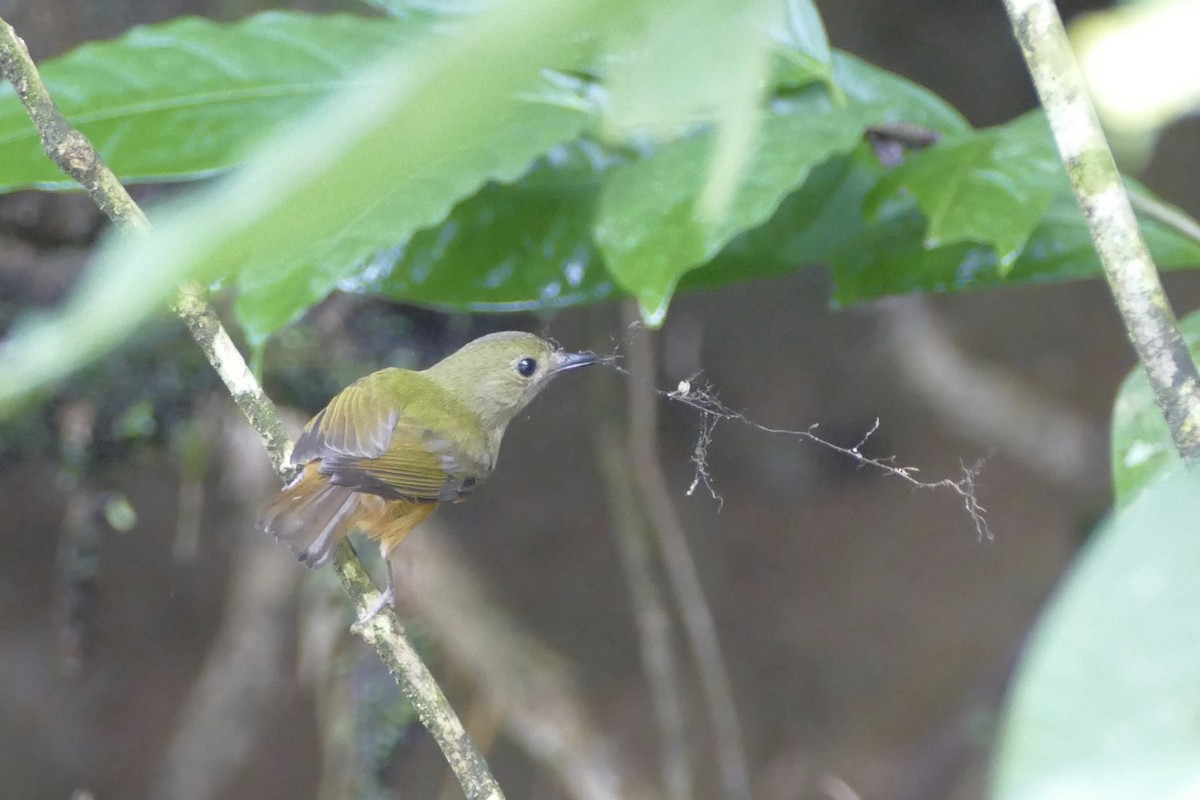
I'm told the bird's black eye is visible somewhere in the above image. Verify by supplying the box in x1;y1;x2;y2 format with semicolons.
516;357;537;377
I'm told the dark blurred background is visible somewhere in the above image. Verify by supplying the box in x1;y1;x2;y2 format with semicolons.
2;1;1198;799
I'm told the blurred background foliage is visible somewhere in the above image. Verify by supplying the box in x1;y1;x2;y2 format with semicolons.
1;0;1199;798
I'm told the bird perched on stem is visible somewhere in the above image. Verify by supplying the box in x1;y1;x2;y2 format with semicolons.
259;331;597;617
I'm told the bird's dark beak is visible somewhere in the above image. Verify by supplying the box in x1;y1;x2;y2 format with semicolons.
552;350;598;373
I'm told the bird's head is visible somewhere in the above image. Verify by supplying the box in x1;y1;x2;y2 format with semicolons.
423;331;597;433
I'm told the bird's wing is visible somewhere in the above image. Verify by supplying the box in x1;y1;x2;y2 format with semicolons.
292;369;491;502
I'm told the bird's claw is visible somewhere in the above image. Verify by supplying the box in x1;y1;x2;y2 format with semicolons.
353;586;395;628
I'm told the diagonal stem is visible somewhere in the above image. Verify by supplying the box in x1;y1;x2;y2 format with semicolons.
0;16;503;800
1000;0;1200;461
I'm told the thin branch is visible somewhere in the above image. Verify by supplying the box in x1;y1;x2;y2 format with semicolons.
1000;0;1200;461
0;17;504;800
331;542;502;800
53;398;100;676
865;121;941;167
1128;190;1200;248
656;374;990;540
0;20;146;234
865;121;941;149
173;284;295;474
601;316;989;539
621;302;752;800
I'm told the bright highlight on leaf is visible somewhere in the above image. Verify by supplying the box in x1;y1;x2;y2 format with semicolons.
374;143;615;314
1073;0;1200;134
865;112;1061;269
233;98;589;342
0;12;425;190
1109;308;1200;507
993;466;1200;800
0;1;1198;410
596;100;886;323
0;0;616;410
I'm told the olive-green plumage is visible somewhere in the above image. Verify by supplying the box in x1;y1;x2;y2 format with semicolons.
259;331;596;570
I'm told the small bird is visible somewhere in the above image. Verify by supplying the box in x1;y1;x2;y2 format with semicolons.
259;331;597;614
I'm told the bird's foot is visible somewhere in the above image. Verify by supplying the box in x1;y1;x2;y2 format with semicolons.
352;585;395;629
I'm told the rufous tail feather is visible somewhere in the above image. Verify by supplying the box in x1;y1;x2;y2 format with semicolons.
259;463;435;566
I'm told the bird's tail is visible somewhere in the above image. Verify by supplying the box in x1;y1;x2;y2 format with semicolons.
259;463;358;566
259;463;435;566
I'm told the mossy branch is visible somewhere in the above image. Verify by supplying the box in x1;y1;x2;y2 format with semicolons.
0;16;503;800
1001;0;1200;461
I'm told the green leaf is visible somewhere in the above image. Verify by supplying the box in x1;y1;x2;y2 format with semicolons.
596;100;882;323
233;97;588;341
768;0;836;107
604;0;780;140
993;467;1200;800
603;0;785;230
831;50;971;136
831;182;1200;303
0;12;425;190
366;141;614;312
683;150;881;290
0;0;620;411
1110;310;1200;507
865;112;1061;267
357;0;477;18
775;0;832;68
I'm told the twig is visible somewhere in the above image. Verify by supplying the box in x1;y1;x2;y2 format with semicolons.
864;121;941;149
53;398;100;676
622;302;752;800
331;542;502;799
602;319;989;538
172;285;295;474
0;22;146;233
1128;190;1200;248
1001;0;1200;461
865;121;941;167
0;16;504;800
657;373;990;541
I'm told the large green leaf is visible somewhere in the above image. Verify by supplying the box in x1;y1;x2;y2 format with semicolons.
232;97;589;341
1110;309;1200;507
865;112;1061;266
327;144;879;313
993;467;1200;800
595;98;883;324
0;12;424;190
240;41;970;325
831;51;971;136
604;0;784;233
682;149;881;291
831;183;1200;303
0;0;618;411
369;141;614;312
604;0;779;142
775;0;832;69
